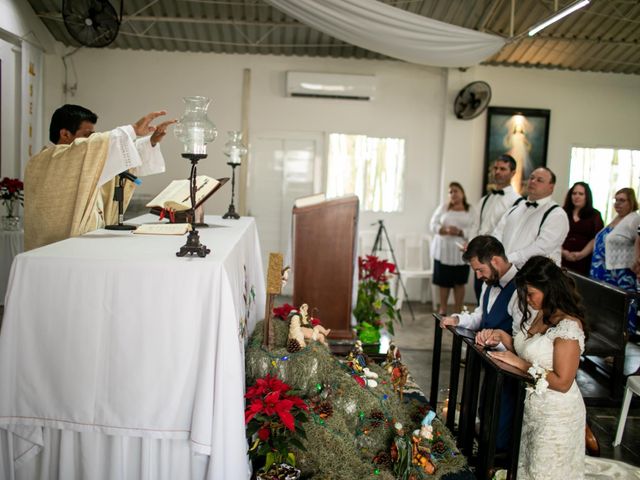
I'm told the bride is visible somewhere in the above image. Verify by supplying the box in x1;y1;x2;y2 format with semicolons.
477;256;639;479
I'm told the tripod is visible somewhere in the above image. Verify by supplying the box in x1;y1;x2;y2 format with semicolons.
371;220;416;322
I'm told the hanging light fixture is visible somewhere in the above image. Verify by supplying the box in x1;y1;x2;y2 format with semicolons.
528;0;590;37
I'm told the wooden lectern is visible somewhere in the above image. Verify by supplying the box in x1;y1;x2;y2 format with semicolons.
292;195;358;339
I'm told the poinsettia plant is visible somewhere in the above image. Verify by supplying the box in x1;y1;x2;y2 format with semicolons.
353;255;402;343
245;374;309;471
0;177;24;216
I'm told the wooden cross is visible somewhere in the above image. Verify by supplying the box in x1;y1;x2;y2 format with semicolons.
263;252;284;349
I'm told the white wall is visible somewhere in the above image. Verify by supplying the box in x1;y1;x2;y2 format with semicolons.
40;48;640;304
45;49;445;229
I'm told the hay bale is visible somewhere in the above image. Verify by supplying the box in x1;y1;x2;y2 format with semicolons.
246;319;467;479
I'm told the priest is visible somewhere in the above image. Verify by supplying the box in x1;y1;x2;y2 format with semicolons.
24;104;175;250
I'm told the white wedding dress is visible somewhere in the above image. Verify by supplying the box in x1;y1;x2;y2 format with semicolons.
514;319;640;480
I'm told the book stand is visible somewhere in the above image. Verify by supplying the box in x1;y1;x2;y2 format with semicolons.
176;153;210;258
292;195;359;339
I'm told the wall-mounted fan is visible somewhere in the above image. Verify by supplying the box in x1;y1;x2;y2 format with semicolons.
453;81;492;120
62;0;123;48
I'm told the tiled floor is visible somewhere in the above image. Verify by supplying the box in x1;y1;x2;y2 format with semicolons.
393;301;640;468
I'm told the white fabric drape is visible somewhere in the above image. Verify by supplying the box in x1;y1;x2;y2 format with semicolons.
0;215;266;480
265;0;505;67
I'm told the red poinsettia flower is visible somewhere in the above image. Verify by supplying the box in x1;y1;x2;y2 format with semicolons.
245;373;291;400
245;398;264;424
272;303;295;320
263;391;296;430
358;255;397;282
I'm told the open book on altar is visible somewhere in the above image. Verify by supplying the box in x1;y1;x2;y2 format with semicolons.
146;175;228;222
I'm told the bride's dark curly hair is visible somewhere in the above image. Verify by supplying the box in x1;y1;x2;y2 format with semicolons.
515;256;588;337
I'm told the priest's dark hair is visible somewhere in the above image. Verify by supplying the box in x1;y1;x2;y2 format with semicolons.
49;104;98;143
515;255;588;338
462;235;507;264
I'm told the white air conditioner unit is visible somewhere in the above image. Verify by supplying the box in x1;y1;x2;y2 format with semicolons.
286;72;376;101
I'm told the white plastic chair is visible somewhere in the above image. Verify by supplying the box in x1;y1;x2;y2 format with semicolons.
613;375;640;446
393;233;438;311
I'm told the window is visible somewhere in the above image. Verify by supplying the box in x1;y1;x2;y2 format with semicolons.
326;133;405;213
569;147;640;224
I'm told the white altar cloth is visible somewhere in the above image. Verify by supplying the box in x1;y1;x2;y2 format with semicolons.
0;215;265;480
0;229;23;305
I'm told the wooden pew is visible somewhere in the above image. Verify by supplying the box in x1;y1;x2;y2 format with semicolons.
431;315;532;480
568;272;635;402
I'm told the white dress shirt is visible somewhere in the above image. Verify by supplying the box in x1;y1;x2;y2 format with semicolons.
492;194;569;269
470;185;521;238
453;264;526;333
430;203;476;266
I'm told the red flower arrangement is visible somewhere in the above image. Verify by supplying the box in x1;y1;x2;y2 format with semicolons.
359;255;397;282
0;177;24;216
245;374;308;471
353;255;402;342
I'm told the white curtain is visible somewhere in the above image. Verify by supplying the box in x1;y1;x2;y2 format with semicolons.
264;0;505;67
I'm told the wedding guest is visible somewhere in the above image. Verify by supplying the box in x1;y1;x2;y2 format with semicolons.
493;167;569;268
469;155;520;300
561;182;604;276
430;182;475;315
590;187;640;334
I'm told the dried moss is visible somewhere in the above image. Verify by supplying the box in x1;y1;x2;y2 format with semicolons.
246;319;467;479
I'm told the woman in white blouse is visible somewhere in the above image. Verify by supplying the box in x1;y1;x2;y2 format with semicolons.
430;182;475;315
590;187;640;334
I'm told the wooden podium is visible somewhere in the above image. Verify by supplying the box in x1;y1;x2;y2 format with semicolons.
292;195;358;339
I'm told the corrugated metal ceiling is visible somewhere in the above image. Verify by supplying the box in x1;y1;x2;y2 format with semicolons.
26;0;640;75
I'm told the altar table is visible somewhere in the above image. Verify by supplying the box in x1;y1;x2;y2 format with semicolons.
0;215;265;480
0;229;23;305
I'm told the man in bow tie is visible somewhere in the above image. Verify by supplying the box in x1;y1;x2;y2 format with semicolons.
493;166;569;268
440;235;530;452
468;155;519;299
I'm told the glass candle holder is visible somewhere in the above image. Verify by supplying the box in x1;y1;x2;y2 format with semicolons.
223;130;247;165
173;96;217;155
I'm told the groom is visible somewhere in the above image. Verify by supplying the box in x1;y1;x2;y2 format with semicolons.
440;235;527;452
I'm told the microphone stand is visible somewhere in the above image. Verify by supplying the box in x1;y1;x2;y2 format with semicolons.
105;175;137;231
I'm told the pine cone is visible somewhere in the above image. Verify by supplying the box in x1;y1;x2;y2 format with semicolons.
315;401;333;419
369;410;385;428
286;338;302;353
373;451;392;467
432;440;446;455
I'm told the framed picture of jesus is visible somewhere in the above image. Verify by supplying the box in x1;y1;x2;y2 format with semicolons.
484;106;551;195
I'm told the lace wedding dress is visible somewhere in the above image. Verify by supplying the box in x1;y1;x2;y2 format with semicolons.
514;319;640;480
514;319;586;479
